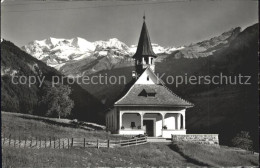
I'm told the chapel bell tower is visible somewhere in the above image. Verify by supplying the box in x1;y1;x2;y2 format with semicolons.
132;14;158;77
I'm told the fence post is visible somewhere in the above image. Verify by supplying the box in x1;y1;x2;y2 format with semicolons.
107;140;110;148
50;138;52;148
97;139;99;149
59;139;60;149
2;134;3;145
30;138;33;148
54;137;56;149
14;137;16;147
39;138;41;148
71;138;73;148
3;134;6;145
9;134;11;147
45;138;47;148
63;140;64;149
35;137;38;147
68;138;69;149
24;138;27;148
136;138;137;145
18;136;21;148
83;138;85;148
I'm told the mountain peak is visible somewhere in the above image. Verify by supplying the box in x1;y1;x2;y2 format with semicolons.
109;38;119;41
71;37;95;51
45;37;64;46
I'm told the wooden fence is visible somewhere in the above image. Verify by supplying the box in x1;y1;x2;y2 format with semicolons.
1;134;147;149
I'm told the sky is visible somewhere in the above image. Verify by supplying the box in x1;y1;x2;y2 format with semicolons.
1;0;258;47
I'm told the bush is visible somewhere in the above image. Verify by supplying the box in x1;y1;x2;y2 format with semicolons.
231;131;253;151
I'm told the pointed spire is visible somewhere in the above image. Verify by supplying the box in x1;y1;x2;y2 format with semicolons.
133;14;157;59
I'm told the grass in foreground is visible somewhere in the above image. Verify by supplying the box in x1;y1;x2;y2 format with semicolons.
171;142;259;167
2;143;196;167
2;111;258;167
3;142;258;167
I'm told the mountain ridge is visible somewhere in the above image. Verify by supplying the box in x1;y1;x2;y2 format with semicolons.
22;26;242;77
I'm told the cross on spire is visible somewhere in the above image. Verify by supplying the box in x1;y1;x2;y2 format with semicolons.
143;12;145;21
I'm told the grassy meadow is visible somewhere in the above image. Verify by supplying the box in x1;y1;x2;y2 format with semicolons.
171;142;259;167
2;142;258;167
2;143;197;167
1;112;124;140
1;112;259;167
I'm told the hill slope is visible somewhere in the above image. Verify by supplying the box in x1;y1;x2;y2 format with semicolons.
2;112;258;167
1;40;106;123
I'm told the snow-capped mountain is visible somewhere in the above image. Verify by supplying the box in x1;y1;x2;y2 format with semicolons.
129;43;179;55
94;38;130;52
22;37;174;71
22;37;96;68
93;38;132;58
22;26;240;77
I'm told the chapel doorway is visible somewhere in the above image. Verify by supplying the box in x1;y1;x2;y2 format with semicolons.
143;120;154;136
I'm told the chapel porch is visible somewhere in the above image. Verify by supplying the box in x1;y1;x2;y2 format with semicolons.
119;111;186;138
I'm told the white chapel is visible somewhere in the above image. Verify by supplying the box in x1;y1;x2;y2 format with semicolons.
106;15;193;138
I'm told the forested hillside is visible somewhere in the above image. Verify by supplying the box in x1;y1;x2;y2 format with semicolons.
1;40;106;123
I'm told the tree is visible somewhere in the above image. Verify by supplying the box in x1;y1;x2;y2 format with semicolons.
231;131;253;151
40;84;74;119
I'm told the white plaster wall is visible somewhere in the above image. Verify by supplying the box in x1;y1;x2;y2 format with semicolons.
135;69;158;84
156;120;162;137
164;113;176;129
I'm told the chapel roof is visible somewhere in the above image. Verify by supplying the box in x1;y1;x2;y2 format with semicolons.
115;68;193;108
132;16;157;59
